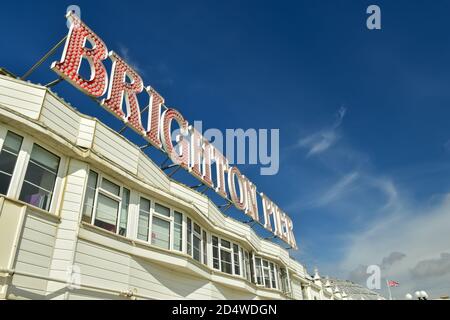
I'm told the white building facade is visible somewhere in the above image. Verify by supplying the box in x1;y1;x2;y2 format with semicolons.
0;73;348;300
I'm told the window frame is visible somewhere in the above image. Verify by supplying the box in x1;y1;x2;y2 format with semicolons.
12;133;66;214
135;195;187;253
211;235;242;277
151;201;173;250
254;256;279;290
186;216;208;266
83;170;130;236
0;130;24;197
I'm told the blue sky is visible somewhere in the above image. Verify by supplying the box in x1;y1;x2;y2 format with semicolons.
2;0;450;298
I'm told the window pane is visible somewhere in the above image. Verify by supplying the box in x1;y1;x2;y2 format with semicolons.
270;263;277;289
263;264;271;288
249;253;255;283
19;182;53;211
0;151;19;176
29;144;59;172
2;131;23;153
82;170;98;223
174;211;183;224
173;211;183;251
255;258;263;285
0;132;23;192
19;144;59;211
244;251;252;282
193;233;201;262
138;198;151;241
221;239;231;249
119;188;130;236
154;203;170;217
212;236;219;269
202;231;207;265
24;161;58;191
101;178;120;196
94;193;119;233
233;244;240;276
187;217;192;255
194;223;201;235
221;250;232;274
151;216;170;250
0;172;12;195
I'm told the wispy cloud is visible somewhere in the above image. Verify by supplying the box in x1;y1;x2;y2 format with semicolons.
315;171;360;207
116;46;174;87
297;106;346;157
118;45;144;75
288;103;450;298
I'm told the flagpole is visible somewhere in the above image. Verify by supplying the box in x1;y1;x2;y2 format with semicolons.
386;279;393;300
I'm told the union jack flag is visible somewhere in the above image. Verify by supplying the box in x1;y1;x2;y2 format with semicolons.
387;280;399;287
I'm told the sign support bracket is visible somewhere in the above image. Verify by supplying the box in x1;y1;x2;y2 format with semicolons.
21;35;68;80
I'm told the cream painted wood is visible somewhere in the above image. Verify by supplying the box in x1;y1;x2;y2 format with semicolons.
7;209;58;299
92;123;140;174
0;199;26;298
46;159;90;299
0;76;45;119
77;118;96;149
40;93;80;144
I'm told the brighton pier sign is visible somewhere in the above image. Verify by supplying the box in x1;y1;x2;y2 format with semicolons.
51;12;297;249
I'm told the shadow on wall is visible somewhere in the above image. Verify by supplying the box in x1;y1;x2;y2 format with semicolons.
133;257;256;300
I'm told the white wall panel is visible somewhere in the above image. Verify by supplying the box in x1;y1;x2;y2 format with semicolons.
0;76;45;119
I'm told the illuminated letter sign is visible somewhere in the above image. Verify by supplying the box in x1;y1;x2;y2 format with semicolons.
51;12;108;97
51;12;298;249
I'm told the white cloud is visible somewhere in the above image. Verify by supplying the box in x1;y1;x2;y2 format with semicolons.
289;105;450;299
315;171;360;207
297;106;346;157
118;45;144;74
339;193;450;299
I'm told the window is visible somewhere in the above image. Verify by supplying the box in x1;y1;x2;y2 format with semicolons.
254;256;279;289
82;170;98;223
220;240;232;274
202;230;208;265
186;218;207;265
138;197;151;241
0;131;23;195
278;267;291;294
187;217;192;255
119;188;130;236
212;236;220;269
233;244;240;276
192;223;201;262
242;249;253;282
94;179;120;233
152;203;171;250
211;236;241;276
255;257;263;285
19;144;60;211
137;200;180;251
263;260;271;288
270;262;277;289
173;211;183;251
82;170;130;235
